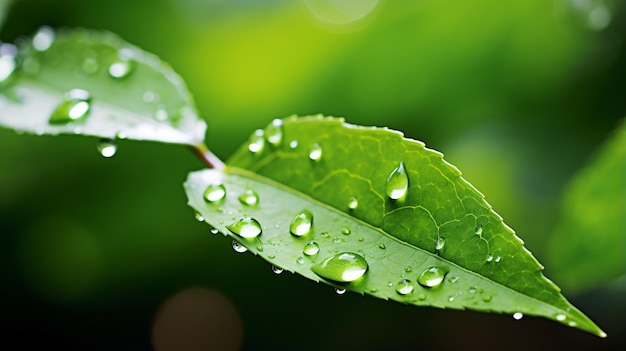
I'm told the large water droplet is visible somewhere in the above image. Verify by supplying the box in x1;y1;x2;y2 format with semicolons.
49;89;92;124
417;266;449;288
347;196;358;210
271;265;283;275
385;162;408;200
303;241;320;256
290;210;313;236
32;26;55;51
203;183;226;202
232;240;248;253
435;237;446;251
248;129;265;154
265;119;283;146
0;44;17;83
227;217;262;238
238;189;259;206
108;48;136;79
97;138;117;158
513;312;523;320
309;143;322;161
311;252;368;282
396;279;414;295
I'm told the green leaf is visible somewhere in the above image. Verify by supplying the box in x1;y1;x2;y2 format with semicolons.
0;0;10;33
548;120;626;293
185;115;606;337
0;27;206;145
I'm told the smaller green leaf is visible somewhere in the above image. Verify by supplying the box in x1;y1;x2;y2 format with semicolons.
0;0;10;33
548;120;626;292
0;27;206;145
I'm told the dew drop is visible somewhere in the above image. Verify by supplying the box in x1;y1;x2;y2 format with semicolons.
468;286;477;294
448;296;455;302
347;196;358;210
154;106;169;121
256;245;263;252
203;183;226;202
555;314;566;322
0;43;17;83
296;256;305;265
486;254;494;263
494;256;501;263
227;217;262;239
474;224;483;235
395;279;414;295
209;227;219;235
248;129;265;154
238;189;259;206
335;288;347;295
32;26;55;51
311;252;368;282
303;241;320;256
385;162;408;200
289;140;298;149
513;312;523;320
97;138;117;158
448;276;458;284
194;213;205;222
232;240;248;253
378;243;386;250
417;294;427;301
265;119;283;146
417;266;449;288
143;91;159;103
404;265;413;273
81;55;99;74
49;89;92;125
435;237;446;251
271;265;283;275
341;227;351;235
290;210;313;236
357;236;364;242
268;255;276;259
309;143;322;161
482;295;492;302
108;49;136;79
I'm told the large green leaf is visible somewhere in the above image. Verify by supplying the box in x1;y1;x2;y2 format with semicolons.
0;27;206;145
0;0;10;33
185;115;605;337
548;120;626;293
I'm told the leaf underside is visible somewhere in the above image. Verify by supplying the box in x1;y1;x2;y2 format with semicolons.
185;115;605;337
0;27;206;145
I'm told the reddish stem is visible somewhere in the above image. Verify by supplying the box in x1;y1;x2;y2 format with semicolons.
189;143;225;170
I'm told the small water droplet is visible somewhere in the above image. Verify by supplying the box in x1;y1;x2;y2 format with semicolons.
32;26;55;51
210;228;219;235
289;140;298;149
309;143;322;161
49;89;92;124
265;119;283;146
347;196;358;210
513;312;523;320
303;241;320;256
268;254;276;259
232;240;247;253
387;281;393;287
256;245;264;252
567;321;577;327
81;54;99;74
395;279;414;295
272;265;283;274
97;138;117;158
418;294;427;301
154;106;169;121
378;243;386;249
0;44;17;83
448;296;455;302
335;288;346;295
203;183;226;202
311;252;368;282
555;314;566;322
296;256;305;265
357;236;364;242
495;256;501;263
435;237;446;251
417;266;449;288
448;276;458;284
468;287;477;294
486;254;494;262
108;49;136;79
341;227;351;235
194;213;205;222
385;162;408;200
404;266;413;273
248;129;265;154
227;217;262;238
143;91;159;103
290;210;313;236
332;237;344;244
482;295;492;302
474;224;483;235
238;189;259;206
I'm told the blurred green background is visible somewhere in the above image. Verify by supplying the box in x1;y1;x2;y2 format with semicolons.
1;0;624;350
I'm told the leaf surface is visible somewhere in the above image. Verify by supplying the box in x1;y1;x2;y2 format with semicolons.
0;27;206;145
185;115;605;337
548;120;626;293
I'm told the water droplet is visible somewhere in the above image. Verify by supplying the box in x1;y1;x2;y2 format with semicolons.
486;254;494;263
227;217;262;239
49;89;92;124
567;321;578;327
404;266;413;273
474;224;483;235
289;140;298;149
417;266;449;288
311;252;368;282
238;189;259;206
303;241;320;256
385;162;408;200
32;26;55;51
268;255;276;259
435;237;446;251
203;183;226;202
555;314;566;322
513;312;523;320
143;91;159;103
468;287;477;294
154;106;169;121
232;240;247;253
341;227;351;235
290;210;313;236
335;288;346;295
0;44;17;83
448;296;455;302
97;138;117;158
378;243;386;249
482;295;492;302
395;279;414;295
448;276;458;284
272;265;283;274
418;294;427;301
296;256;305;265
248;129;265;154
347;196;358;210
108;49;136;79
194;213;205;222
81;55;99;74
309;143;322;161
494;256;501;263
210;228;219;235
265;119;283;146
357;236;364;242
